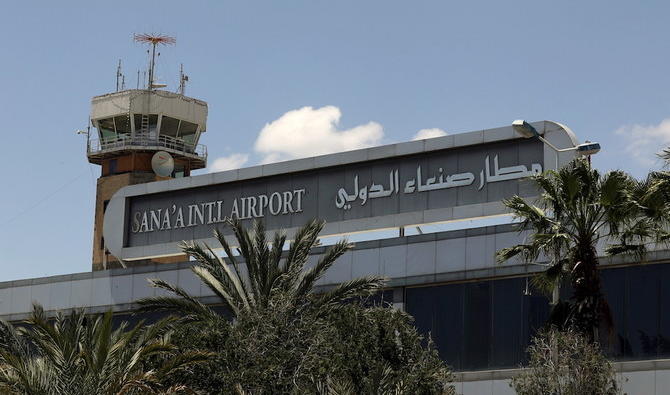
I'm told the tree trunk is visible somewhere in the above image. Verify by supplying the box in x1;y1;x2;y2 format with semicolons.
570;244;602;343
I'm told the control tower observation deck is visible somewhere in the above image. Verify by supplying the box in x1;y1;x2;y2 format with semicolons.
87;89;207;172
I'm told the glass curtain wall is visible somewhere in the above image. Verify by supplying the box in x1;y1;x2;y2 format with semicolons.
406;262;670;371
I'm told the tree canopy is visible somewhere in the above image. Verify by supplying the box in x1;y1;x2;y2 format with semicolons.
139;218;384;322
138;218;454;394
497;158;669;340
0;304;208;394
511;328;622;395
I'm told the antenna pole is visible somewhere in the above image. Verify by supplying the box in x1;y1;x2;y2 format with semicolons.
179;63;187;95
148;42;157;90
86;117;91;151
136;70;140;89
179;63;182;94
116;59;122;92
134;34;176;90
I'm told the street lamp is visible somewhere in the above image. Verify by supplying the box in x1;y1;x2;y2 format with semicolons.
512;120;601;170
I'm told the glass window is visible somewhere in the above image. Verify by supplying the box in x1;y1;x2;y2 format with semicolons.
435;284;464;370
462;281;491;370
113;115;131;135
133;114;142;134
132;114;159;138
406;284;465;370
659;265;670;357
97;118;116;141
521;291;550;363
491;278;524;368
406;276;550;371
178;120;198;144
402;263;670;371
601;267;627;357
626;265;660;358
160;116;180;137
109;159;117;174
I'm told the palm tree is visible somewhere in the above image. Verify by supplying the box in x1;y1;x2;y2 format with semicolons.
138;218;384;322
496;158;667;341
645;148;670;222
0;304;209;394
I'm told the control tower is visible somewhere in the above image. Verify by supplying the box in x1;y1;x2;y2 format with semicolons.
86;34;208;271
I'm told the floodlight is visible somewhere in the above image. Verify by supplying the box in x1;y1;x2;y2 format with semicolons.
512;119;540;138
576;141;601;156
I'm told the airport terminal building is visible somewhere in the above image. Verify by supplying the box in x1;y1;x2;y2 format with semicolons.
1;85;669;394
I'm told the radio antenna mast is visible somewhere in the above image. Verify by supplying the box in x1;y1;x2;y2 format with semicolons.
133;33;176;90
178;63;189;95
116;59;123;92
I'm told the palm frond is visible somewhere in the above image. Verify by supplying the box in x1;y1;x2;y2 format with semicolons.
217;222;257;308
315;276;385;311
191;266;242;316
295;239;351;300
284;219;324;279
496;244;536;264
136;294;220;323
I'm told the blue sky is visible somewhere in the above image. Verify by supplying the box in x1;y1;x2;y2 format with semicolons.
1;1;669;281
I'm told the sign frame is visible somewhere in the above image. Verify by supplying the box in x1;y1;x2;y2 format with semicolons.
104;121;578;261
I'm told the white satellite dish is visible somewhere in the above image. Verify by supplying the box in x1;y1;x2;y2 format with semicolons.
151;151;174;177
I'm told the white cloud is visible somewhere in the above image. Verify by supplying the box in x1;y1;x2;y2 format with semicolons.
254;106;383;163
615;119;670;167
209;153;249;172
412;128;448;141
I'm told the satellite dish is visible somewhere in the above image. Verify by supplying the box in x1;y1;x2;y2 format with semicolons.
151;151;174;177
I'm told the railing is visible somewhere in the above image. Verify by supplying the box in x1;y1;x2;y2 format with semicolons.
87;134;207;159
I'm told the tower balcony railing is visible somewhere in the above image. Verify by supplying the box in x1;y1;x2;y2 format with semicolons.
87;134;207;159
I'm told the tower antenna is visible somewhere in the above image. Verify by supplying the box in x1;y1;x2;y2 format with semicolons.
116;59;123;92
178;63;189;95
133;33;176;90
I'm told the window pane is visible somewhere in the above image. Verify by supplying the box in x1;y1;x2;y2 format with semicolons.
178;120;198;144
491;278;523;368
406;284;464;370
97;118;116;141
133;114;159;138
601;267;627;358
462;281;491;369
148;115;158;138
659;264;670;357
133;114;142;134
160;116;180;137
521;291;550;364
435;284;464;370
626;265;660;358
113;115;131;135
